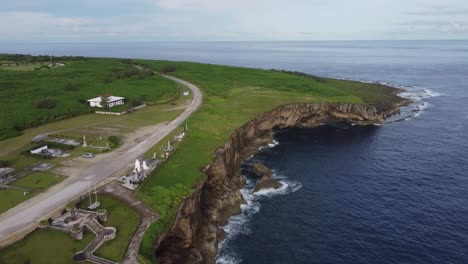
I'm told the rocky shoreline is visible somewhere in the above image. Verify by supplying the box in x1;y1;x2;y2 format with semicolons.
155;98;410;264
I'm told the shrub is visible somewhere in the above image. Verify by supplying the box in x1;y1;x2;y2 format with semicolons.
0;160;11;168
107;136;121;148
103;75;113;84
36;98;56;109
160;65;178;73
63;82;79;91
143;69;154;76
130;98;144;107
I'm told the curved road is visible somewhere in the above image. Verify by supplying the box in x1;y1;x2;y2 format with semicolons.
0;74;202;246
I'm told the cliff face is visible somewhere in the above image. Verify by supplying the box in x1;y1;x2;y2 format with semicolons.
156;102;407;264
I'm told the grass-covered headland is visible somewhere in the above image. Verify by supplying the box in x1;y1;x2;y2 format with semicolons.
133;60;403;262
0;56;403;263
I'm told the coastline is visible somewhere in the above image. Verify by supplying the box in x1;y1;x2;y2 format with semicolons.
155;95;410;264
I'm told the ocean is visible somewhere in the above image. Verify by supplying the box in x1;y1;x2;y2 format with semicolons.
3;40;467;263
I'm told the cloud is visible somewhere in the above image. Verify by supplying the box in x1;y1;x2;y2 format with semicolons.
398;19;468;34
0;11;167;41
0;12;95;39
153;0;266;10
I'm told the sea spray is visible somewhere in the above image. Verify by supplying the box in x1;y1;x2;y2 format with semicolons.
216;140;302;264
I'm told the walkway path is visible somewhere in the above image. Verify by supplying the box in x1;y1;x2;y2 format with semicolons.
101;182;159;264
0;73;202;246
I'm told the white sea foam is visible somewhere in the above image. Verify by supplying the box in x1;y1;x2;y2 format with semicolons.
216;172;302;264
258;139;280;151
335;77;443;123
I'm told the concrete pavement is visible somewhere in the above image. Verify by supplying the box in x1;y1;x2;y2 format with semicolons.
0;73;202;246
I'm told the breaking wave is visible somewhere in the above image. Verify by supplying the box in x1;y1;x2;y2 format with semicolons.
216;141;302;264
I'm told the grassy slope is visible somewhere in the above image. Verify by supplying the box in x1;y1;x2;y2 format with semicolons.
0;58;179;140
0;195;139;264
134;61;401;261
91;195;140;262
0;229;94;264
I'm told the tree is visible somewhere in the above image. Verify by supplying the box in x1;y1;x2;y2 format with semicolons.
63;82;79;91
161;65;178;73
130;98;143;107
107;136;120;148
36;98;56;109
100;96;110;108
0;160;11;167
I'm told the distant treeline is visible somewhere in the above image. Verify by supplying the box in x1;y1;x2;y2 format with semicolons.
0;54;86;63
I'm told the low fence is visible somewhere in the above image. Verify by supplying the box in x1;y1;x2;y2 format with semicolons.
95;104;146;116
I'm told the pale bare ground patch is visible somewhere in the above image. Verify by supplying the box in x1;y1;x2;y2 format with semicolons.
54;123;165;178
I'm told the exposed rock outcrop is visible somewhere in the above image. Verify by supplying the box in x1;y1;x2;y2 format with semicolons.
155;100;409;264
252;163;272;178
251;163;281;193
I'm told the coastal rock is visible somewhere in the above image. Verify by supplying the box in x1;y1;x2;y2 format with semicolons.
254;179;282;193
155;101;408;264
252;163;272;178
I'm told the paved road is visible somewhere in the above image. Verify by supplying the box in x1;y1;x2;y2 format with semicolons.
0;74;202;245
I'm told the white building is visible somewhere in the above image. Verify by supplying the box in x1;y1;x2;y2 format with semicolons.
87;95;125;108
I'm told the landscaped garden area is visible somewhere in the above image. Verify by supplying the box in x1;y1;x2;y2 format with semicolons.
0;194;139;264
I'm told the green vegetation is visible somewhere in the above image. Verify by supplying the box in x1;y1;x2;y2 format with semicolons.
0;172;65;213
11;172;65;190
107;135;121;148
0;195;139;263
78;195;140;262
0;229;94;264
0;189;33;214
0;160;11;167
0;56;180;140
0;57;402;262
133;60;402;262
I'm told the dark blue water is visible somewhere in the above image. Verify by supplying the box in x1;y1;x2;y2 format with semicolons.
2;41;468;263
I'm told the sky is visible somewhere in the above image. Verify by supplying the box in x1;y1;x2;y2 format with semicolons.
0;0;467;42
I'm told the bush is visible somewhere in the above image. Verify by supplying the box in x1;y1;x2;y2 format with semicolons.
36;98;56;109
143;69;154;76
103;75;113;84
130;98;144;107
0;160;11;168
63;82;79;91
160;65;178;73
107;136;121;148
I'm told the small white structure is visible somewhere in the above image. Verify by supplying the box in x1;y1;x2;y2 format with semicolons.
121;158;160;190
175;132;186;142
183;91;190;96
30;145;49;154
87;95;125;108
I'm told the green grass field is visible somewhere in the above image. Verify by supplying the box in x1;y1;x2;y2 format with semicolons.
0;57;180;140
0;172;65;213
11;172;65;190
0;57;403;263
90;195;140;262
0;195;139;263
132;60;403;262
0;229;94;264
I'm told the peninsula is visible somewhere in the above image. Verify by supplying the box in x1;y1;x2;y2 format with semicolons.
0;56;409;264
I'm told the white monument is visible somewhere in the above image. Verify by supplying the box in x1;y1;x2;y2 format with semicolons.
82;136;88;147
135;159;141;173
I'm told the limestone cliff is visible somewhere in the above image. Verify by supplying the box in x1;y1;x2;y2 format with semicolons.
155;101;409;264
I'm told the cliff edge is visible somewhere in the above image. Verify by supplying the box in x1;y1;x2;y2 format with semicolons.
155;101;408;264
